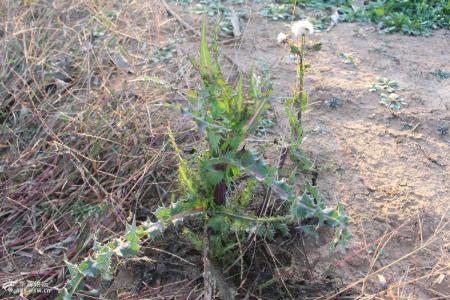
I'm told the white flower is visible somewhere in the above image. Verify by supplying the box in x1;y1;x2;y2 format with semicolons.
277;32;287;44
291;20;314;39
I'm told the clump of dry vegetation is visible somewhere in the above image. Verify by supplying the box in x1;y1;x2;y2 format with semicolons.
1;0;193;297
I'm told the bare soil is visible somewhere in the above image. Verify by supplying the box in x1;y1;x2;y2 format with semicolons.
218;15;450;299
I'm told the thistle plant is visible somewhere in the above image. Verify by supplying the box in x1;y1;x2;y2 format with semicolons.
277;20;315;167
58;22;349;299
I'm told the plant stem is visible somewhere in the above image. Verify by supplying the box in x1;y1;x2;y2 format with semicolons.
221;210;292;224
279;36;305;171
213;164;226;205
295;35;305;132
260;35;306;216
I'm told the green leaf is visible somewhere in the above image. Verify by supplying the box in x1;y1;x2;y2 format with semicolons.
305;181;321;204
205;168;224;186
208;215;231;236
155;206;172;220
290;44;300;55
301;93;308;112
59;288;73;300
65;259;80;277
207;131;221;154
200;159;225;186
234;149;276;183
92;240;114;280
312;42;322;51
79;258;97;277
266;224;276;240
274;222;290;237
117;241;139;257
118;219;141;257
375;7;385;17
200;19;212;74
125;219;140;250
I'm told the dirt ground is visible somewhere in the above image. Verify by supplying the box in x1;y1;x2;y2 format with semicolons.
224;16;450;299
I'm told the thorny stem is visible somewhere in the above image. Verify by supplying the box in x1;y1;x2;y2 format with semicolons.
295;35;305;128
279;35;305;171
222;210;292;224
261;35;306;217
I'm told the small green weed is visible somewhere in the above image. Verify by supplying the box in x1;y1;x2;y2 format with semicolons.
437;123;449;136
379;93;406;110
400;121;413;130
431;69;450;80
342;0;450;36
370;77;403;93
277;0;348;11
255;118;275;136
339;52;356;65
150;39;179;63
190;1;247;36
325;97;342;108
269;0;450;36
193;1;228;16
370;77;406;110
259;3;303;21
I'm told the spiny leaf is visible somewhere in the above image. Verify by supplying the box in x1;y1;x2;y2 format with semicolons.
265;224;276;241
79;258;97;277
208;215;231;236
207;130;221;154
292;193;316;220
274;222;290;237
299;225;319;239
226;150;349;233
142;220;165;239
118;218;140;257
203;166;224;186
305;181;321;205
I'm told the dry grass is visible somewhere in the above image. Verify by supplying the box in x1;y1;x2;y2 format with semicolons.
0;0;196;297
324;208;449;300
